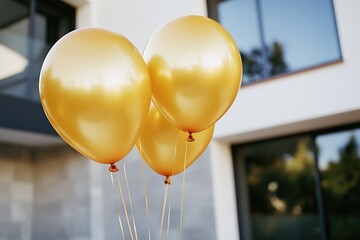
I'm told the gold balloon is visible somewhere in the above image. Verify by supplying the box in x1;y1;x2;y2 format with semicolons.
143;15;242;134
39;28;151;164
136;104;214;178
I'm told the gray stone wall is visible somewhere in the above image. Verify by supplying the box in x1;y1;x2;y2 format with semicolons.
0;143;34;240
32;146;90;240
0;142;216;240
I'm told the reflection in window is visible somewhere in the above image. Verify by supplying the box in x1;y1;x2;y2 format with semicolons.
316;129;360;240
215;0;341;85
234;126;360;240
0;0;75;101
0;40;28;79
0;0;28;81
238;137;322;240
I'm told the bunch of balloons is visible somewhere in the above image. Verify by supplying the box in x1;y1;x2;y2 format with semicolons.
39;15;242;181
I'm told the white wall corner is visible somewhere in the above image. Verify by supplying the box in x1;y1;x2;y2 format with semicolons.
62;0;89;8
74;0;99;28
210;140;240;240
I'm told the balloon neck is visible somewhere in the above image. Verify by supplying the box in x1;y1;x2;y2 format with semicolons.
109;163;119;172
187;132;195;142
164;176;171;185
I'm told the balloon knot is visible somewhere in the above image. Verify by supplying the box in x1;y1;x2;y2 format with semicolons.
164;176;171;185
187;132;195;142
109;163;119;172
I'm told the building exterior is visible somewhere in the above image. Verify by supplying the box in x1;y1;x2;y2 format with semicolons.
0;0;359;240
210;0;360;239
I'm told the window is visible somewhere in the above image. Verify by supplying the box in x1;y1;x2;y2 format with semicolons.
208;0;342;85
0;0;75;101
232;125;360;240
0;0;74;135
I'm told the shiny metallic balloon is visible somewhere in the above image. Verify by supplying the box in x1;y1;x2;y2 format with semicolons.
136;104;214;178
39;28;151;164
143;15;242;134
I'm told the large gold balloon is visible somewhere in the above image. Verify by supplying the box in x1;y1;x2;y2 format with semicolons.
39;28;151;164
143;15;242;134
136;104;214;178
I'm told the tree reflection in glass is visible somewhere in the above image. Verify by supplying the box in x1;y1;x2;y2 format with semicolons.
242;136;322;240
216;0;341;85
316;129;360;240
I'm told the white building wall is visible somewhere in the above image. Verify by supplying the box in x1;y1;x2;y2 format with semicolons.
76;0;207;52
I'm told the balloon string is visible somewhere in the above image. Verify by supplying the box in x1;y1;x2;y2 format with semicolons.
110;172;126;240
116;170;135;240
165;184;173;240
139;141;152;240
160;184;169;240
179;140;188;240
164;129;178;240
122;160;139;240
172;130;179;176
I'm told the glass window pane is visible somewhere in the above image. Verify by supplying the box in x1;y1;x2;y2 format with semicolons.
0;0;29;87
261;0;341;74
215;0;341;84
237;136;323;239
0;0;75;101
33;14;47;60
316;128;360;240
218;0;264;84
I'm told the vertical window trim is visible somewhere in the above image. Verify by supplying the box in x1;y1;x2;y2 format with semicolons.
25;0;36;97
311;134;330;240
232;147;253;240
